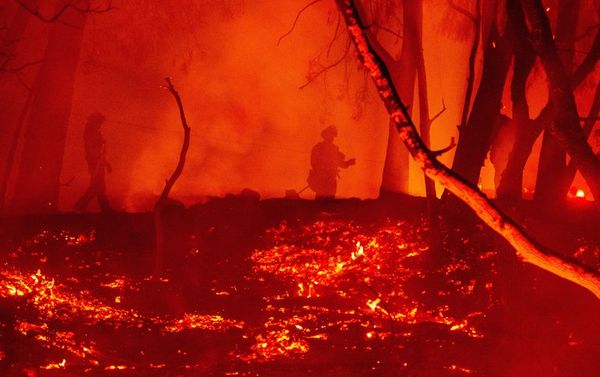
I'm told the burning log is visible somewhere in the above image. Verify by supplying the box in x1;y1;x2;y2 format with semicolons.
334;0;600;300
154;77;191;276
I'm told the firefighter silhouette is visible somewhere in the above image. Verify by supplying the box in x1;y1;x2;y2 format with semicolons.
307;126;355;199
74;112;113;212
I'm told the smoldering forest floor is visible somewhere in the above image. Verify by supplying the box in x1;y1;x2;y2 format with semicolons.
0;195;599;376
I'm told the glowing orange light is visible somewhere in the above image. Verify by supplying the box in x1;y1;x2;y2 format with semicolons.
367;298;380;311
576;189;585;198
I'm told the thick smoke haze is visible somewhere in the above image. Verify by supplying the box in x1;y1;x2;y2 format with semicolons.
1;0;598;211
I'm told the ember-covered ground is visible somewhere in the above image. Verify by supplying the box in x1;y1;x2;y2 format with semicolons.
1;196;599;376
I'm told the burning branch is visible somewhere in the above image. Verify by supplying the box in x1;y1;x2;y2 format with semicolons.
335;0;600;300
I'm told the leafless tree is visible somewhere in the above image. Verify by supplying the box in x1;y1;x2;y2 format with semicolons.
335;0;600;300
154;78;191;277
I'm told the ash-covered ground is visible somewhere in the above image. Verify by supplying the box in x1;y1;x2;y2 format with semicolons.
0;196;599;376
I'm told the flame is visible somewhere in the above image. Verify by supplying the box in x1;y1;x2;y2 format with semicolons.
2;218;496;372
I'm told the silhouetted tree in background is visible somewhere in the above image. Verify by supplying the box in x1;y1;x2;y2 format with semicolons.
499;0;600;205
10;2;89;213
335;0;600;301
448;0;514;192
154;78;191;277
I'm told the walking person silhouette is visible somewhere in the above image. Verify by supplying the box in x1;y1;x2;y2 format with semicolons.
74;112;113;212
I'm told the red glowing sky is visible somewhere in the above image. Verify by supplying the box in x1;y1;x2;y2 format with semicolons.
1;0;598;211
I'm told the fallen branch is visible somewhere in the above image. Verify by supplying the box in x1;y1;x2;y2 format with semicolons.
335;0;600;300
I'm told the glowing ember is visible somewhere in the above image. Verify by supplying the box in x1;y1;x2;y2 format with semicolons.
5;212;587;375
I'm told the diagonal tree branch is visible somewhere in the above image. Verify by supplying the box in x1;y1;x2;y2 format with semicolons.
335;0;600;300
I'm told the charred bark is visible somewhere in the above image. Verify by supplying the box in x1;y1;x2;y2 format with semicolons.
496;0;537;201
534;0;580;205
336;0;600;300
457;0;481;134
520;0;600;209
450;2;513;187
154;78;191;277
498;27;600;200
559;83;600;195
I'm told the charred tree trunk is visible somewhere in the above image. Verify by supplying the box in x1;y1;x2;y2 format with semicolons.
521;0;600;209
10;2;87;213
336;0;600;300
412;0;442;254
154;78;191;277
496;0;537;201
457;0;481;135
498;28;600;200
377;0;416;196
449;2;513;187
533;0;580;205
560;83;600;195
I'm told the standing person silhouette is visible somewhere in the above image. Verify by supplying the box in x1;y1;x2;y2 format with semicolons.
74;112;113;212
307;126;355;199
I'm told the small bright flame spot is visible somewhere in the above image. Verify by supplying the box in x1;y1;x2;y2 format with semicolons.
367;298;380;311
576;189;585;198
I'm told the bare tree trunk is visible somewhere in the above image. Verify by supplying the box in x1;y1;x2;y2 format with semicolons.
520;0;600;209
496;0;537;201
154;78;191;277
11;1;87;213
534;0;580;205
449;2;513;187
377;0;416;196
0;0;37;213
558;83;600;196
336;0;600;300
498;29;600;200
457;0;481;134
0;87;34;214
412;0;442;253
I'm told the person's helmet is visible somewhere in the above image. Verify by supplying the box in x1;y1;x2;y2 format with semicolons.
321;126;338;140
87;112;106;125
